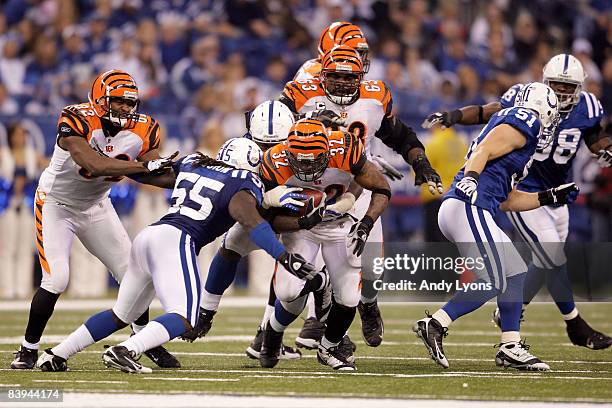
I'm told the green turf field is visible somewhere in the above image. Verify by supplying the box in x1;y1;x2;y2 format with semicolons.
1;302;611;403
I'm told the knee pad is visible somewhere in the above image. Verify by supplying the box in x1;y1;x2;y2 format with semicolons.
332;288;360;308
40;265;69;294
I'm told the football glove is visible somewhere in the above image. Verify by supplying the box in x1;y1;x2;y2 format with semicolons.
538;183;579;206
179;307;216;342
371;155;404;181
348;215;374;256
455;174;479;204
305;109;347;128
421;110;463;129
298;193;327;230
412;155;444;194
324;192;356;220
597;150;612;168
263;185;307;211
143;151;178;174
278;252;318;280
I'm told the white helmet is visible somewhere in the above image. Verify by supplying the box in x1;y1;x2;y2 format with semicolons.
542;54;586;113
514;82;560;148
248;100;295;145
216;138;263;173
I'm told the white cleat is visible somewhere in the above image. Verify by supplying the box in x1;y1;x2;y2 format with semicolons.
495;341;550;371
413;316;449;369
102;345;152;374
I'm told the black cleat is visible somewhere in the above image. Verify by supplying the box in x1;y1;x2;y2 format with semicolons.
11;346;38;369
36;349;68;372
358;300;384;347
143;345;181;368
180;307;216;342
566;315;612;350
102;346;152;374
246;326;301;360
260;323;283;368
295;317;326;350
338;335;357;364
317;342;356;371
413;314;449;368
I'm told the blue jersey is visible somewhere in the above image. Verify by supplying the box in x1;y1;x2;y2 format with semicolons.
500;84;603;192
155;154;265;252
446;107;540;214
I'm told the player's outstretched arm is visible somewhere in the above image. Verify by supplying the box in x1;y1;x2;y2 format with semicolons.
585;123;612;168
500;183;580;212
128;149;178;188
421;102;502;129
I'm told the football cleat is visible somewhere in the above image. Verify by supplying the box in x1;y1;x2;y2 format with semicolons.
102;345;152;374
295;317;326;349
246;326;302;360
314;268;332;322
492;306;524;329
495;340;550;371
566;315;612;350
338;335;357;364
358;300;384;347
180;307;216;342
259;323;284;368
413;314;449;368
10;346;38;369
317;342;356;371
36;348;68;372
143;345;181;368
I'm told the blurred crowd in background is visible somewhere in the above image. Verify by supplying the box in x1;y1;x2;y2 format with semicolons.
0;0;611;298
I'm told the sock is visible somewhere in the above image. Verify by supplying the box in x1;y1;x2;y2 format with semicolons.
52;324;95;360
260;305;275;328
84;309;128;342
119;321;171;355
260;278;277;328
497;273;526;332
545;263;576;316
432;309;453;328
324;301;356;344
562;308;579;321
320;335;340;348
523;263;546;305
205;252;238;295
305;294;316;319
442;280;498;321
269;300;298;332
201;289;222;312
24;288;61;346
501;331;521;343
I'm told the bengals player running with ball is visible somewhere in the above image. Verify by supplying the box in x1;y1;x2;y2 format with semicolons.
281;44;443;349
11;70;180;370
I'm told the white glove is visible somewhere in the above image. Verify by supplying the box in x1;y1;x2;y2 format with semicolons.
597;150;612;168
263;185;307;211
455;176;478;204
325;192;356;219
143;151;178;173
371;155;404;181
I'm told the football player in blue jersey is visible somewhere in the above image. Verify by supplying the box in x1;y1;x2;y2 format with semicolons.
414;82;581;371
423;54;612;350
35;138;320;373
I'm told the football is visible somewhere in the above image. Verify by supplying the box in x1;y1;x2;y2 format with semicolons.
289;187;325;217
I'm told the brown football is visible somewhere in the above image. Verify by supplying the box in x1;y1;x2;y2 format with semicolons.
286;187;325;217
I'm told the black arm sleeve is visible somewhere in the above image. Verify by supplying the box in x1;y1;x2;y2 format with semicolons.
583;122;604;147
374;115;425;162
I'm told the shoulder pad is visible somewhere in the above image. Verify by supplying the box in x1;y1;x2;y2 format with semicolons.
578;91;604;121
281;78;324;112
359;80;392;114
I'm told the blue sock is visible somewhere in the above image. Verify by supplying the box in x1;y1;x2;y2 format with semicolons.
545;264;576;315
204;253;239;295
523;263;546;305
84;309;125;342
154;313;187;339
442;280;499;320
274;299;298;327
497;273;526;332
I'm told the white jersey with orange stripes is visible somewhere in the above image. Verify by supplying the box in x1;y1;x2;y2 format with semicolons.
38;102;160;210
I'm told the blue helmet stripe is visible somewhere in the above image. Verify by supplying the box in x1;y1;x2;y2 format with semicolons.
268;100;274;135
563;54;569;74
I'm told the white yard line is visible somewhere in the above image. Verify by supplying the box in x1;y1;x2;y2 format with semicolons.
141;377;239;382
32;379;128;384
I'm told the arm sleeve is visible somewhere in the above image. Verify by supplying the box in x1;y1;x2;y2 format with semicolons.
583;122;604;146
348;134;367;175
374;114;425;161
249;222;286;260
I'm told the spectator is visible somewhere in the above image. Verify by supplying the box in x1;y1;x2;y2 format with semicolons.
170;35;221;102
157;11;190;73
572;38;602;84
83;12;112;58
181;84;222;143
469;3;513;50
59;25;88;68
0;34;26;95
23;34;60;114
512;10;539;66
258;56;289;100
0;82;18;115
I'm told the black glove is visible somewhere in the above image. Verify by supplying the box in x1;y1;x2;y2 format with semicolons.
143;151;179;174
278;252;318;280
305;109;347;128
421;110;463;129
298;194;327;230
348;215;374;256
412;154;444;194
179;307;216;342
538;183;580;206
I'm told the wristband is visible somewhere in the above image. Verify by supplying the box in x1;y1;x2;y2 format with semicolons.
477;106;484;124
465;171;480;181
371;188;392;200
537;190;555;206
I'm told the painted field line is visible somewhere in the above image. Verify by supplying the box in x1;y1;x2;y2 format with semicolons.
242;375;336;379
32;379;128;384
142;377;239;382
0;384;20;387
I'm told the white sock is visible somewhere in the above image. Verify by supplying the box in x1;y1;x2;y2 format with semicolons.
201;289;222;312
131;323;146;334
562;308;579;321
52;324;95;360
306;293;316;319
260;305;274;328
22;340;39;350
432;309;453;328
501;331;521;344
320;335;339;349
119;321;170;355
269;313;286;333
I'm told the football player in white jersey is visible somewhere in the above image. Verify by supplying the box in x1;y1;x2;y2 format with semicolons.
423;54;612;350
11;70;180;370
280;44;444;349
